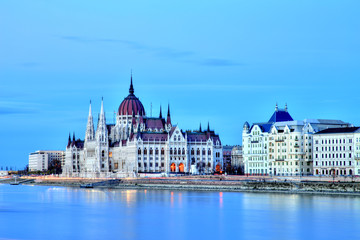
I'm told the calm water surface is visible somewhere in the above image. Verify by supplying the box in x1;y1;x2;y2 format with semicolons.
0;184;360;240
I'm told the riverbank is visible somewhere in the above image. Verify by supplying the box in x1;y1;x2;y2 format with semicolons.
5;176;360;196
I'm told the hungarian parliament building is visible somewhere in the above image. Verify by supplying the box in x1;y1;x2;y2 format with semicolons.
63;76;223;177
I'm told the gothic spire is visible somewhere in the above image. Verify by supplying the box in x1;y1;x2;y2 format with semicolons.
285;103;288;112
96;97;108;143
166;103;171;125
85;100;95;142
275;103;278;112
129;72;134;95
207;122;210;132
199;123;202;132
67;133;71;147
159;105;162;118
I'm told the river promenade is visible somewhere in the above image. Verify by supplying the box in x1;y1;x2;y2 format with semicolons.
2;175;360;195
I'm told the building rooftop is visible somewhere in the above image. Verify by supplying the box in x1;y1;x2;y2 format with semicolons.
315;127;360;135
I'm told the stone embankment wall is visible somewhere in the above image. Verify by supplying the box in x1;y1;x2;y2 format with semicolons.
119;179;360;194
4;177;360;195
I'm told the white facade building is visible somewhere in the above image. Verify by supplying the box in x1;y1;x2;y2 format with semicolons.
63;76;223;178
243;104;351;176
29;150;64;172
313;127;360;176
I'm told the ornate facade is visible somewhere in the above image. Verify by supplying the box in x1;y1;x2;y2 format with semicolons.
63;76;223;177
243;104;350;176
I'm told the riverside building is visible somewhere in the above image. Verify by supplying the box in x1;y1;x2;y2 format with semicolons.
28;150;65;172
243;104;350;176
63;76;223;178
313;127;360;176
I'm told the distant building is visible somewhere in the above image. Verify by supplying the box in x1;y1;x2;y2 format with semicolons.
313;127;360;176
29;150;64;172
63;75;223;177
222;145;233;172
231;146;243;174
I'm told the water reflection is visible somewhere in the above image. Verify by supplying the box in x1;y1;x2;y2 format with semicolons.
1;184;360;240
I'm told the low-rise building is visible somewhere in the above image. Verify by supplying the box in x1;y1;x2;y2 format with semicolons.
231;146;243;174
223;145;233;172
313;127;360;176
29;150;64;172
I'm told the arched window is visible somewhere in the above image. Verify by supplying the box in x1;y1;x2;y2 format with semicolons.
182;148;185;155
202;149;205;155
170;148;173;154
150;148;153;154
170;163;176;172
178;136;181;141
179;163;184;172
72;153;76;160
174;148;177;155
208;149;211;155
155;148;159;155
138;148;141;155
191;149;194;155
178;148;181;155
161;148;165;155
144;148;147;155
197;148;200;155
102;150;105;157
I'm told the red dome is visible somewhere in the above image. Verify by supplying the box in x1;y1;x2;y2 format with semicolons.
118;76;146;116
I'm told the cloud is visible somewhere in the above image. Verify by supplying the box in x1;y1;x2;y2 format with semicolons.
200;58;242;67
59;35;238;67
0;107;38;115
0;101;43;115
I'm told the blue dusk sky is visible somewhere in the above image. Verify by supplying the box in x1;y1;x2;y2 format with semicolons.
1;1;360;169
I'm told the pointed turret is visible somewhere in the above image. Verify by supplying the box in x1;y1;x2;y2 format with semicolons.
85;100;95;142
166;104;171;125
285;103;288;112
96;97;108;143
72;132;75;142
159;105;162;119
129;73;134;95
275;103;278;112
207;122;210;132
67;133;71;147
199;123;202;132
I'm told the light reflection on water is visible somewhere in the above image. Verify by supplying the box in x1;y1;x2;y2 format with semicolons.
0;184;360;240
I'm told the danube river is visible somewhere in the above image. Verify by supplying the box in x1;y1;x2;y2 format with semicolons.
1;184;360;240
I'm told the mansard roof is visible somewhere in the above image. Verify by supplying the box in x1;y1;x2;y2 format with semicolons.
314;127;360;135
268;109;293;123
186;130;221;145
144;117;165;130
249;123;273;133
137;132;168;141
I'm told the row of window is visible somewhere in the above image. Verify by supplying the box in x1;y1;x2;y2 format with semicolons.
315;153;352;159
315;161;353;166
315;146;351;151
137;148;213;156
315;138;352;144
138;162;165;168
